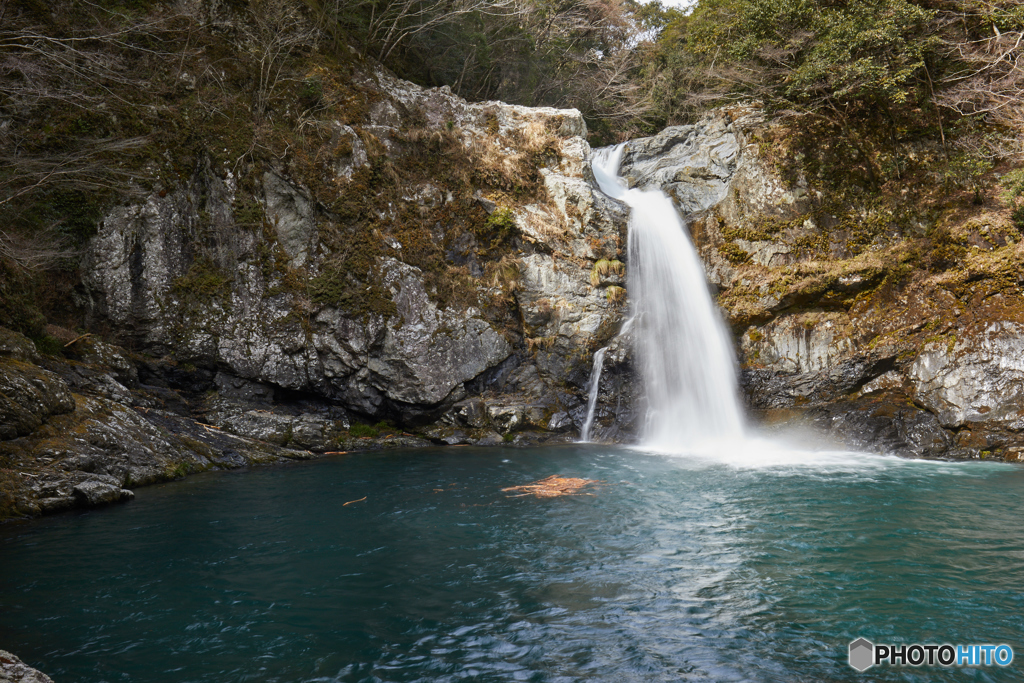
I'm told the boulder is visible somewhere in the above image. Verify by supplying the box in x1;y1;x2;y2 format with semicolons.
72;476;135;507
0;650;54;683
0;361;75;440
0;328;40;363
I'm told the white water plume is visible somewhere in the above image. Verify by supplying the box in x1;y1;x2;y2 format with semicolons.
580;346;608;442
592;145;745;450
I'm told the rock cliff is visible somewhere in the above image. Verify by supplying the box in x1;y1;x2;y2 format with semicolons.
5;61;1023;520
1;62;632;519
607;104;1024;461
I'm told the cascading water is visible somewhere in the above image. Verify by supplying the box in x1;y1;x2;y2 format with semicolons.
591;145;745;449
580;346;608;442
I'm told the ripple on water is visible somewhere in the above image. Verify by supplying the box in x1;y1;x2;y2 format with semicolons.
1;445;1022;683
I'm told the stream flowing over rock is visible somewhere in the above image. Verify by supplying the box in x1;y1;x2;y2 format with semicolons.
582;105;1024;460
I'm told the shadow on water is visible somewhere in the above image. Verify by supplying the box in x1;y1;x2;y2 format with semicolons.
1;444;1022;682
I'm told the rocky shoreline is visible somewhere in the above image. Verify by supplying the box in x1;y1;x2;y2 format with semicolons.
0;650;53;683
0;323;586;520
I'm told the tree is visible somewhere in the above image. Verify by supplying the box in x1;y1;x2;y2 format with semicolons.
934;1;1024;153
241;0;320;118
684;0;937;115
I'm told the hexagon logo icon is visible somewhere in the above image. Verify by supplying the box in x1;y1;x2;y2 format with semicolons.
849;638;874;672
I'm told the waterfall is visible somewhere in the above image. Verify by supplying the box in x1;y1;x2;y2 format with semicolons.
591;145;745;450
580;346;608;442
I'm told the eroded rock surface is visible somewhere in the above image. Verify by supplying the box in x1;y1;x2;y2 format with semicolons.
0;650;54;683
79;65;627;432
0;327;439;520
910;322;1024;429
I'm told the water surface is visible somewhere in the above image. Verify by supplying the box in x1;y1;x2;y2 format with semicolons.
1;444;1022;682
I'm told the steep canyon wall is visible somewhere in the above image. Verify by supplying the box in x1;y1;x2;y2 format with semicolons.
5;65;1024;520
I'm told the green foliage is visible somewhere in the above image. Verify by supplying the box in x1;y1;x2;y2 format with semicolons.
1002;169;1024;230
719;243;751;264
165;461;194;480
0;260;48;338
937;152;993;204
299;76;324;110
605;285;627;304
31;334;65;357
13;187;110;243
233;197;265;226
924;226;967;272
687;0;937;110
349;423;379;438
171;257;233;303
308;251;398;319
484;207;518;247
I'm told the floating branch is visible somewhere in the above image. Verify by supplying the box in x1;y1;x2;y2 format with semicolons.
501;475;602;498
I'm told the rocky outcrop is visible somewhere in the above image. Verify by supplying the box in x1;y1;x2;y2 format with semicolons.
606;105;1024;460
78;65;627;434
799;394;955;459
0;326;443;520
0;362;75;440
570;328;640;443
13;51;1022;524
617;106;813;289
0;650;53;683
738;311;897;409
4;61;642;518
910;321;1024;429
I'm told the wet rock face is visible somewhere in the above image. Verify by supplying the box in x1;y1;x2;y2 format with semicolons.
574;331;640;443
802;394;954;459
743;311;1024;458
739;311;897;410
615;106;810;289
618;118;742;214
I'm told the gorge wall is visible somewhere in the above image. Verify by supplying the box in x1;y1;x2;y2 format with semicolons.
1;62;635;519
602;106;1024;461
4;61;1024;520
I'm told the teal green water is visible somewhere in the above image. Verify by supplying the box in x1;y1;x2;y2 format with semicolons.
1;444;1022;682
